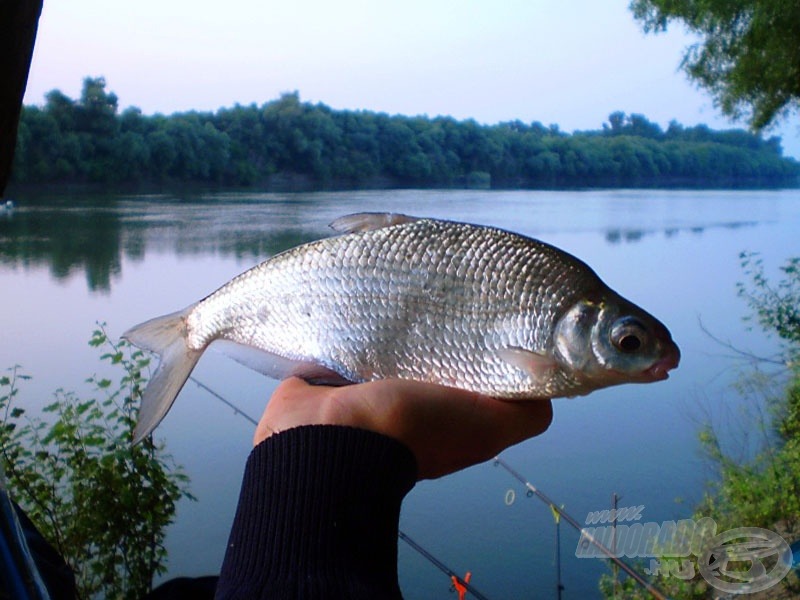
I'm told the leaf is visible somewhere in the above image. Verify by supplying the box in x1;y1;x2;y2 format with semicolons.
0;325;194;599
75;400;95;415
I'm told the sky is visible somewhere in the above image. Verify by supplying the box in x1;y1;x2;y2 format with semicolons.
22;0;800;159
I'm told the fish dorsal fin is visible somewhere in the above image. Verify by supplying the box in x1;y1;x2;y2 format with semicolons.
329;212;419;234
498;346;558;380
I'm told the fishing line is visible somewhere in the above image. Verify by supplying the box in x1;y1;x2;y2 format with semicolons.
190;378;661;599
189;377;489;598
493;456;668;600
189;377;258;425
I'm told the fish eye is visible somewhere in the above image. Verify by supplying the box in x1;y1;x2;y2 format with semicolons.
611;317;647;354
618;334;641;352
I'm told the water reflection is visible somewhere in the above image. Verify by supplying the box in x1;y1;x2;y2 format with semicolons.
0;197;323;292
604;220;757;245
0;189;774;293
605;229;643;244
0;204;124;291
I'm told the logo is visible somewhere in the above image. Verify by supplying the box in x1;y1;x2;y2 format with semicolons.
697;527;792;594
575;505;793;594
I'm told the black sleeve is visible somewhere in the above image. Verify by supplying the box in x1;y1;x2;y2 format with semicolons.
215;425;418;600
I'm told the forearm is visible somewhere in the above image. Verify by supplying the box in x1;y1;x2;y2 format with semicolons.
216;425;417;600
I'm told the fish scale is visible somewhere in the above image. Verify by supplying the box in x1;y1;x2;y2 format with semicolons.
215;222;543;388
123;213;679;443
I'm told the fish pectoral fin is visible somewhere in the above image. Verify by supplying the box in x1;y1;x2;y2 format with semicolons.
498;347;558;380
329;212;420;234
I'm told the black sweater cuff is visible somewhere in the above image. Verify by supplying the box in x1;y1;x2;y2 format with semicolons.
216;425;418;599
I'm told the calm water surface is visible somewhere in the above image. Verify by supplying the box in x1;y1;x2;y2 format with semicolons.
1;189;798;598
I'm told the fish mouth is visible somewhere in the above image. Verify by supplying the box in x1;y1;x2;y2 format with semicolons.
643;345;681;381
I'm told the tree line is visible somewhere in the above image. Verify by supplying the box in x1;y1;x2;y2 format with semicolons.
631;0;800;132
11;77;800;189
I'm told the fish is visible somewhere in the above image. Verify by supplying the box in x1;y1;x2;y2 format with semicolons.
123;212;680;444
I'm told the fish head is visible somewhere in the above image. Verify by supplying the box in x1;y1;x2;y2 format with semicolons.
553;293;680;389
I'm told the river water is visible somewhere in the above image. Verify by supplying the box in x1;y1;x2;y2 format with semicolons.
1;188;798;598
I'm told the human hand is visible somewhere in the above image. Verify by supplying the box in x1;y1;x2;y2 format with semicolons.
255;377;553;480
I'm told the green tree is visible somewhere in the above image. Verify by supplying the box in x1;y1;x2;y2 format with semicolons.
10;76;800;188
44;89;77;131
0;327;192;599
215;103;270;184
77;76;119;136
630;0;800;130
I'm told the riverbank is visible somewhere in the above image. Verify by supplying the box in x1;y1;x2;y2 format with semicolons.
11;80;800;193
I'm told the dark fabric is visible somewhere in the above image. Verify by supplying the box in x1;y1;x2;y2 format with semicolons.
0;0;43;195
8;500;76;600
144;576;218;599
215;425;417;600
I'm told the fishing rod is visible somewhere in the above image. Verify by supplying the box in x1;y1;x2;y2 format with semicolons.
191;377;667;599
492;456;668;600
398;531;491;600
189;377;488;599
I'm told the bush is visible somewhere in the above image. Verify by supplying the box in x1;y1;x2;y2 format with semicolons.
0;326;193;599
599;255;800;598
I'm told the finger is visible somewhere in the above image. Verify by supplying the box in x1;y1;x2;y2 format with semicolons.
453;396;553;457
495;399;554;447
493;396;553;429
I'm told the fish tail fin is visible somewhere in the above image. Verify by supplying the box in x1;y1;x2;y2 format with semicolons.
121;306;202;445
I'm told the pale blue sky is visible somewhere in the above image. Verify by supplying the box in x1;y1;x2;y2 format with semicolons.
23;0;800;158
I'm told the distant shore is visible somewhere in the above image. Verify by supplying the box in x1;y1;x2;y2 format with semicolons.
11;79;800;193
7;174;799;201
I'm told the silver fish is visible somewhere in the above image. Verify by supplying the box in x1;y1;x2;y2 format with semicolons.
123;213;680;443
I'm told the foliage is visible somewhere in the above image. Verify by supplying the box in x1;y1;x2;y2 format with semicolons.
599;255;800;598
738;252;800;357
697;370;800;535
0;327;193;600
599;566;708;600
11;77;800;189
630;0;800;130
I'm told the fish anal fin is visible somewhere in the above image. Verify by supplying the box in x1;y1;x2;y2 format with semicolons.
213;340;354;386
329;212;419;234
498;346;558;380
